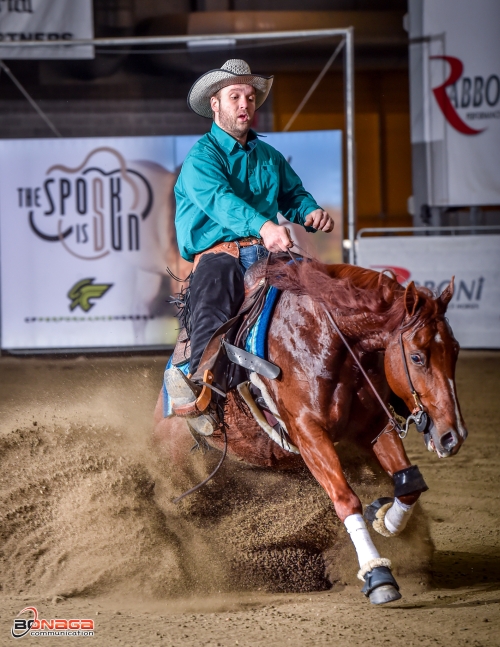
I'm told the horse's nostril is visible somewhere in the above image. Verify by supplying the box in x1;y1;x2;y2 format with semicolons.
440;431;458;451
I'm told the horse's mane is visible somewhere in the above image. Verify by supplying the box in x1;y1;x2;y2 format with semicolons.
266;259;445;332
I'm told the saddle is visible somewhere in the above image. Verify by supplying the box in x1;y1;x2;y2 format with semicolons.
170;256;279;418
172;257;270;369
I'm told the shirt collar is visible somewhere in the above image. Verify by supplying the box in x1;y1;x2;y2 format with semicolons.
211;121;259;154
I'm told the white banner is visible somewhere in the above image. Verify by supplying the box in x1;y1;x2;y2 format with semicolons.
409;0;500;205
0;132;342;350
357;235;500;348
0;0;93;59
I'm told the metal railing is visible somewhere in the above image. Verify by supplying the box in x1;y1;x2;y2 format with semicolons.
356;225;500;240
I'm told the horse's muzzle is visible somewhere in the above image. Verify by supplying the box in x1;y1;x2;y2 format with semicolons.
440;429;460;453
425;422;464;458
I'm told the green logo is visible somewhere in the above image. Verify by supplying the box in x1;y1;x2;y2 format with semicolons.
67;278;113;312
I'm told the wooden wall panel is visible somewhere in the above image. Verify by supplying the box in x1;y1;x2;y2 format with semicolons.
272;70;413;227
384;112;412;217
355;113;382;218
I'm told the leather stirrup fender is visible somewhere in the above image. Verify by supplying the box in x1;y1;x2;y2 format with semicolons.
192;315;241;382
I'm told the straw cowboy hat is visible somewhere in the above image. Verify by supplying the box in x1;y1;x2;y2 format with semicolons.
187;59;273;119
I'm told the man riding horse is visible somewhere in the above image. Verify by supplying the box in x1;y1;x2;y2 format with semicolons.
165;59;334;433
158;59;468;605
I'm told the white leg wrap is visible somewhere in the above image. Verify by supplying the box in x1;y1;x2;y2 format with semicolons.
384;498;414;536
344;514;380;567
345;514;393;582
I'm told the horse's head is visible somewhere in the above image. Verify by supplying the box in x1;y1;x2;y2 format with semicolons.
385;279;468;458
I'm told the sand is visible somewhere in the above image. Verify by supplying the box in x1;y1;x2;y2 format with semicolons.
0;350;498;646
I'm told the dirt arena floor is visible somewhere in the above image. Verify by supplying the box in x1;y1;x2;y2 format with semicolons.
0;350;499;646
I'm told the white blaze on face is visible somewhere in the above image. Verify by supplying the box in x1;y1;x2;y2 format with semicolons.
447;378;467;439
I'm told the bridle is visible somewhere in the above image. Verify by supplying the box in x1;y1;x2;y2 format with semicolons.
398;331;429;434
322;307;430;441
283;249;431;441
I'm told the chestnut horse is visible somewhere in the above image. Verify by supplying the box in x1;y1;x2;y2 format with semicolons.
153;260;468;604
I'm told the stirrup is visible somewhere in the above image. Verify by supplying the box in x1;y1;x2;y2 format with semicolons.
171;369;215;417
164;367;217;436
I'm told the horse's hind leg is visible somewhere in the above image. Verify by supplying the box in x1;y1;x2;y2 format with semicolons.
367;424;428;537
289;418;401;604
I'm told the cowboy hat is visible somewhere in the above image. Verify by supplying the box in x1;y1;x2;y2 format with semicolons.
187;59;273;119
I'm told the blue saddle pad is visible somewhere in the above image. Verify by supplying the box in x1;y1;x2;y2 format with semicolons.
244;285;280;359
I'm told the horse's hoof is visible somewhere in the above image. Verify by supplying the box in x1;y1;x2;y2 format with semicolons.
364;497;394;524
369;584;402;605
361;566;401;605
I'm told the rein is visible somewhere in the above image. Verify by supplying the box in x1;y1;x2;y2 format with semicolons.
283;248;424;440
321;308;401;432
172;416;228;504
323;308;430;441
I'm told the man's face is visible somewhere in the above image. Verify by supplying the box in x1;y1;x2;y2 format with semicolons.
211;84;256;140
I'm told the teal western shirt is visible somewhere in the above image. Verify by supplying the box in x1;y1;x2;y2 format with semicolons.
174;122;321;262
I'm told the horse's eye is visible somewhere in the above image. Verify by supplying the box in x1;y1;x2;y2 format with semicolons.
410;354;424;365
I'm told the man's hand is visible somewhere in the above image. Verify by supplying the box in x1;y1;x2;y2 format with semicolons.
260;220;293;253
304;209;334;232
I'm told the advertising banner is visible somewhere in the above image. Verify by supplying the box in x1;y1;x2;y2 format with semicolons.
357;235;500;348
409;0;500;206
0;131;342;350
0;0;93;59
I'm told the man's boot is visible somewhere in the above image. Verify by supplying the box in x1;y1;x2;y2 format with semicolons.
164;366;217;436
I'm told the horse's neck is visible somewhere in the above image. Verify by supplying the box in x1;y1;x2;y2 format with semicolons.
335;311;393;351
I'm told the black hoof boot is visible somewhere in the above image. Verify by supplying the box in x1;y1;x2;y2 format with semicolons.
364;497;394;525
361;566;402;605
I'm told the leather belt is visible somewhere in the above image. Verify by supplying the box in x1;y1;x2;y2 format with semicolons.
193;237;263;272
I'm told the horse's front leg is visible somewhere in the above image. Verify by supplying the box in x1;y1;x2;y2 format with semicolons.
366;423;428;538
288;415;401;604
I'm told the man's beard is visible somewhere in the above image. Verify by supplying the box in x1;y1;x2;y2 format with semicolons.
218;105;252;139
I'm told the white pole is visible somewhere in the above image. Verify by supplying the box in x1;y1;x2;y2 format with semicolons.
344;27;357;265
0;28;351;49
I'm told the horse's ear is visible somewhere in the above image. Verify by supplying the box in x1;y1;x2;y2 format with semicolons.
439;276;455;309
404;281;420;318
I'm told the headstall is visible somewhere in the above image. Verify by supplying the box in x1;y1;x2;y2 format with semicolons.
322;307;430;441
284;250;431;442
397;331;429;435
